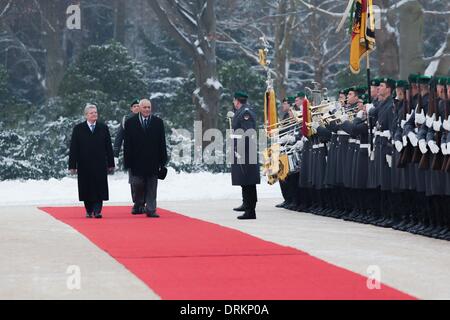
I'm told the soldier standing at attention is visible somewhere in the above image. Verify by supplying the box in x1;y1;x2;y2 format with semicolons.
230;91;260;220
113;99;142;215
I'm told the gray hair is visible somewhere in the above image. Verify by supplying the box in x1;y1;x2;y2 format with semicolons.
139;99;152;107
84;103;97;115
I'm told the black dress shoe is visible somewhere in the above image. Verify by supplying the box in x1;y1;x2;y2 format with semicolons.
146;212;160;218
285;203;298;211
275;201;287;208
86;212;93;218
94;213;102;219
233;204;246;212
237;212;256;220
131;205;145;215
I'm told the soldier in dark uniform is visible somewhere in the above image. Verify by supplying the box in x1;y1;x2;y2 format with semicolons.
230;91;260;220
340;93;370;222
404;75;431;234
440;77;450;240
400;74;422;231
316;89;348;217
276;96;298;209
365;79;381;221
390;80;410;228
367;78;396;227
295;92;314;212
341;86;366;219
422;77;447;237
113;99;142;214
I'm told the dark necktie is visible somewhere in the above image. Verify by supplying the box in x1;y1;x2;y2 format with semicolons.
144;118;148;129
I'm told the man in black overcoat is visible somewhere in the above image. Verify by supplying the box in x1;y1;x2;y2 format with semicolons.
69;104;115;218
123;99;168;218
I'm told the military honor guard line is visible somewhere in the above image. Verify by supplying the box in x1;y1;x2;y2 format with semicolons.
269;75;450;241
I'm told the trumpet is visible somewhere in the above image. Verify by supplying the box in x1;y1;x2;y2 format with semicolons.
307;105;360;127
265;103;333;131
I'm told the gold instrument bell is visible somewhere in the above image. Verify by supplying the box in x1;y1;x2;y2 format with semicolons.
259;49;267;67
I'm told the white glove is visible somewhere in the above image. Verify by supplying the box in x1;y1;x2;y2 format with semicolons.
294;140;304;151
406;112;413;122
443;118;450;131
426;114;436;128
400;119;407;129
311;121;320;130
419;139;428;154
448;142;450;154
341;113;349;122
366;103;375;114
441;143;448;156
415;110;426;125
402;135;408;147
408;132;418;147
287;135;296;144
433;117;442;132
386;154;392;168
428;140;439;154
395;140;403;153
278;135;289;144
356;110;364;119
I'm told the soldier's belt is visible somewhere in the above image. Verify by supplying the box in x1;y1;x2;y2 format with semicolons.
312;143;325;149
349;138;358;144
374;130;391;139
337;130;350;136
360;144;370;149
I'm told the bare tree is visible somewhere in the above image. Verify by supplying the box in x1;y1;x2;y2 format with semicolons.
147;0;221;132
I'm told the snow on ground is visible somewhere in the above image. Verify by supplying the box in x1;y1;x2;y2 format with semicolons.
0;168;281;206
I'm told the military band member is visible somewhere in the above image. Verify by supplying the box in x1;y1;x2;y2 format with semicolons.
340;94;370;222
276;96;298;209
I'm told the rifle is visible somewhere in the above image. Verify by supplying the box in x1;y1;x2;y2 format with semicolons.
418;82;435;170
411;91;424;163
398;88;414;167
431;83;444;171
442;85;450;172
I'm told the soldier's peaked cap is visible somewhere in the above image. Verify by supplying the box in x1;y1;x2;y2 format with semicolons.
234;91;249;99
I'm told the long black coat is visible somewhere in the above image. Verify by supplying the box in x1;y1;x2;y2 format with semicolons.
231;105;260;186
123;114;168;177
69;121;114;201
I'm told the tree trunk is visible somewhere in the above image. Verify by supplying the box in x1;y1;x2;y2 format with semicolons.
41;0;67;99
193;0;220;133
398;0;424;78
376;0;400;78
274;0;296;100
114;0;126;44
147;0;220;133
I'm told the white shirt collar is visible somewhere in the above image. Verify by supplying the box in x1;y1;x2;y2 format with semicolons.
87;121;97;126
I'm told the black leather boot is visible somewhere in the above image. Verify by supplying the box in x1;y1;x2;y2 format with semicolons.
233;204;246;212
238;209;256;220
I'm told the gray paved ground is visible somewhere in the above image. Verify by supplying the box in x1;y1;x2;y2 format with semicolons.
0;206;159;300
1;199;449;299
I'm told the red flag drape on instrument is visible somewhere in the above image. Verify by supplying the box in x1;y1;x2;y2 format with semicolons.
349;0;376;74
302;98;312;137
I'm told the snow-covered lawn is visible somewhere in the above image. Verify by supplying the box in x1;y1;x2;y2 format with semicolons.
0;168;281;206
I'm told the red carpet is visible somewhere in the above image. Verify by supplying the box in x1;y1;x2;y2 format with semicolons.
39;206;416;300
